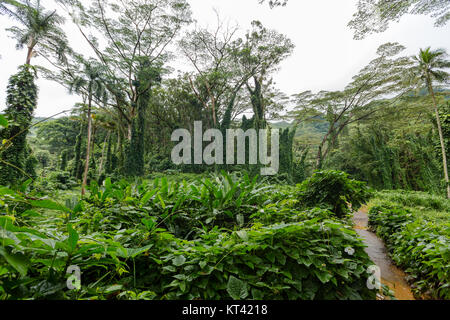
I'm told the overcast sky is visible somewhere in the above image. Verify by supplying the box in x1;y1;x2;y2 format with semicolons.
0;0;449;117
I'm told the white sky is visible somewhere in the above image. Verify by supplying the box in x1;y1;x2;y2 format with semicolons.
0;0;449;117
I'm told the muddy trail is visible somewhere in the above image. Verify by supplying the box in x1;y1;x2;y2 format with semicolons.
353;209;415;300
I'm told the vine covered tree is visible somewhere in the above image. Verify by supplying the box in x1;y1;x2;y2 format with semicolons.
0;65;38;185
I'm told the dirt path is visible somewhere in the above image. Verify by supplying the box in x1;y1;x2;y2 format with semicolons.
353;209;415;300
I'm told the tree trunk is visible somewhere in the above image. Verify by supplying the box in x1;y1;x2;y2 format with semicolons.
81;90;93;196
315;127;333;170
26;46;33;65
127;122;132;141
428;78;450;199
97;131;110;179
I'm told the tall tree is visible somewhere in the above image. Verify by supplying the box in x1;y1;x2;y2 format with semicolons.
124;57;161;177
57;0;192;139
412;47;450;198
179;13;244;129
293;43;414;169
68;59;107;195
0;65;38;185
236;21;294;131
3;0;65;64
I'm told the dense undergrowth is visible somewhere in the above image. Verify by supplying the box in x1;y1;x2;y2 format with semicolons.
368;191;450;299
0;170;379;300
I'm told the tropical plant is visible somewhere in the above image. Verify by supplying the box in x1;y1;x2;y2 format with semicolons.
412;48;450;198
68;59;108;196
296;170;373;218
369;203;450;299
3;0;65;64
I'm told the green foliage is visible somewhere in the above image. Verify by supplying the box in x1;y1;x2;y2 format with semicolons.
349;0;450;39
45;171;78;190
4;0;66;64
59;150;68;171
79;172;269;239
0;65;37;186
296;170;373;218
124;59;161;177
152;221;376;300
0;115;8;128
104;133;113;175
0;172;379;300
35;118;80;155
278;127;296;182
368;203;450;299
375;190;450;212
327;122;443;194
35;149;51;168
440;102;450;161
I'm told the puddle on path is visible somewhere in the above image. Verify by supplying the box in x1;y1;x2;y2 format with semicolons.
352;210;415;300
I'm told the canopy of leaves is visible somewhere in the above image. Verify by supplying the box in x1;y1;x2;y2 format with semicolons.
349;0;450;39
4;0;66;61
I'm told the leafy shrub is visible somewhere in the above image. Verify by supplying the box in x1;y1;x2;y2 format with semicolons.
48;171;78;190
80;172;270;239
1;172;379;300
296;170;373;218
369;203;450;299
261;173;292;185
0;186;158;300
142;221;377;300
375;190;450;212
146;154;176;172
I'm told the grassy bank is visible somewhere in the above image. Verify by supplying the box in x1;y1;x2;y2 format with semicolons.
367;190;449;299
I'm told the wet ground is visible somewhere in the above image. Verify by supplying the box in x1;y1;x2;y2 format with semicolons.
353;209;415;300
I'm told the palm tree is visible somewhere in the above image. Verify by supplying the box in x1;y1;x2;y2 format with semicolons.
69;60;108;196
413;48;450;198
2;0;65;64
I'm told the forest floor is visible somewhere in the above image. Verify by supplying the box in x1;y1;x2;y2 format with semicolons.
353;208;415;300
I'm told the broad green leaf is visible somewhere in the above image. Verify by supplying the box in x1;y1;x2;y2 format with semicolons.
104;178;112;191
0;114;8;128
127;244;154;258
158;194;166;209
140;189;157;206
236;230;248;241
104;284;123;294
172;255;186;267
0;247;29;276
236;214;244;227
141;218;156;231
30;199;71;213
314;270;333;284
67;224;79;252
227;275;248;300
